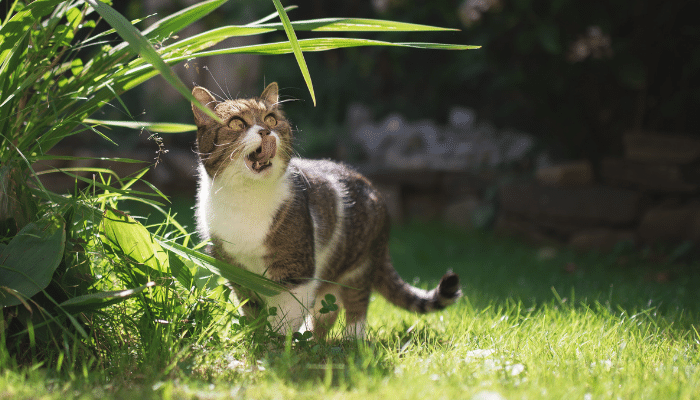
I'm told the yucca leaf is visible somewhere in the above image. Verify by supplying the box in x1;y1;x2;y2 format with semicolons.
272;0;315;106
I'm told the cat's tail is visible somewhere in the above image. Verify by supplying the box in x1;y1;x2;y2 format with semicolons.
373;262;462;313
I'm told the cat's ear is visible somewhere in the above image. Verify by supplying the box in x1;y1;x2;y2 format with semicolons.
192;86;218;125
260;82;279;105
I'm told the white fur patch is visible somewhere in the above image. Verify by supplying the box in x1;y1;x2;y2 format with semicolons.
267;280;319;333
196;125;291;276
311;173;346;280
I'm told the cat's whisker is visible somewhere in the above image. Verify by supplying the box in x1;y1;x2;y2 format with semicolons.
273;97;300;107
203;66;229;102
224;77;234;101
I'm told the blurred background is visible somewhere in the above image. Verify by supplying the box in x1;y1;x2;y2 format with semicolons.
45;0;700;254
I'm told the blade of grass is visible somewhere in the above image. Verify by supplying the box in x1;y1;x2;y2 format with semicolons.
84;119;196;134
141;0;228;38
271;0;315;106
247;5;298;26
159;17;463;60
59;282;156;313
157;239;285;297
257;18;461;32
167;37;479;60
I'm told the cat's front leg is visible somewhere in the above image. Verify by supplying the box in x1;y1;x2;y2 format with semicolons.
264;280;318;335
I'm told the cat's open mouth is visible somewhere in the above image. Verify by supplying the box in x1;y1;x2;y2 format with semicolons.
246;135;277;173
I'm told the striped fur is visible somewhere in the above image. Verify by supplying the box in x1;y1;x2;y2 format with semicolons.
192;83;462;340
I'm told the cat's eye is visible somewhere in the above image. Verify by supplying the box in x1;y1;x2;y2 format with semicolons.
264;114;277;127
229;118;245;130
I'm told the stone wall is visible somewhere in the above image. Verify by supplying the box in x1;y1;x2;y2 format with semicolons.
348;104;537;230
350;103;700;252
498;132;700;251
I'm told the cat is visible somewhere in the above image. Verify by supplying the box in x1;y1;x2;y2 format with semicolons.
191;82;461;340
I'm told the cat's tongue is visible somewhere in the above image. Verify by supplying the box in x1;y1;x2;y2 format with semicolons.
248;135;277;172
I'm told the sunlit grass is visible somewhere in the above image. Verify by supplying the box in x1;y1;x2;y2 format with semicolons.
3;220;699;399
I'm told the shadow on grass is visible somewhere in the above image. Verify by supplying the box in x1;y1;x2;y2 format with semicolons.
257;319;460;389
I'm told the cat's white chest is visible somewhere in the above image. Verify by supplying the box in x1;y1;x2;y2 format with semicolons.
196;164;291;275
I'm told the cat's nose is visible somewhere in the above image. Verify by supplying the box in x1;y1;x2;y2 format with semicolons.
259;128;271;136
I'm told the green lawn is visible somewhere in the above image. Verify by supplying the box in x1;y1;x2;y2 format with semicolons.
2;220;699;399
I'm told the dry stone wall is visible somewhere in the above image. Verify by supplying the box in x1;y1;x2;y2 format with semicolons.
498;132;700;251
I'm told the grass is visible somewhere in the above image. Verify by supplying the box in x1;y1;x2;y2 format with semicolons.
2;218;700;399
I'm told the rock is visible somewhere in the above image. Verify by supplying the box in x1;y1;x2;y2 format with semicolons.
448;106;476;131
442;196;481;229
536;160;594;187
638;206;700;244
346;103;372;132
569;229;636;252
624;131;700;164
499;182;641;226
600;158;697;192
500;129;534;163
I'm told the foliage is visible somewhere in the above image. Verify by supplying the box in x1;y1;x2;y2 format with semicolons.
264;0;700;161
0;0;474;370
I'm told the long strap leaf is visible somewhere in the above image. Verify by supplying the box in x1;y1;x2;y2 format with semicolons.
86;0;221;123
272;0;315;106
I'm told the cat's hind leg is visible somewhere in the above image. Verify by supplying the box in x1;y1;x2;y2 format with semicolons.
307;284;341;341
338;261;373;339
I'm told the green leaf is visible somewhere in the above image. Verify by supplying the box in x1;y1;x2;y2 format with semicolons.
142;0;228;39
157;239;284;297
86;0;220;123
29;155;145;164
65;6;82;29
169;251;194;289
58;282;155;313
70;58;84;76
84;118;196;133
176;37;479;59
272;0;315;106
0;0;64;63
258;18;461;32
160;25;275;52
247;5;298;26
101;209;169;274
0;213;66;308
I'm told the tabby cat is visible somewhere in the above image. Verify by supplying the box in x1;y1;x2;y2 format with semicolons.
191;82;461;339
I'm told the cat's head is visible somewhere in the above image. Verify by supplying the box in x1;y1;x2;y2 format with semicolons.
191;82;292;182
